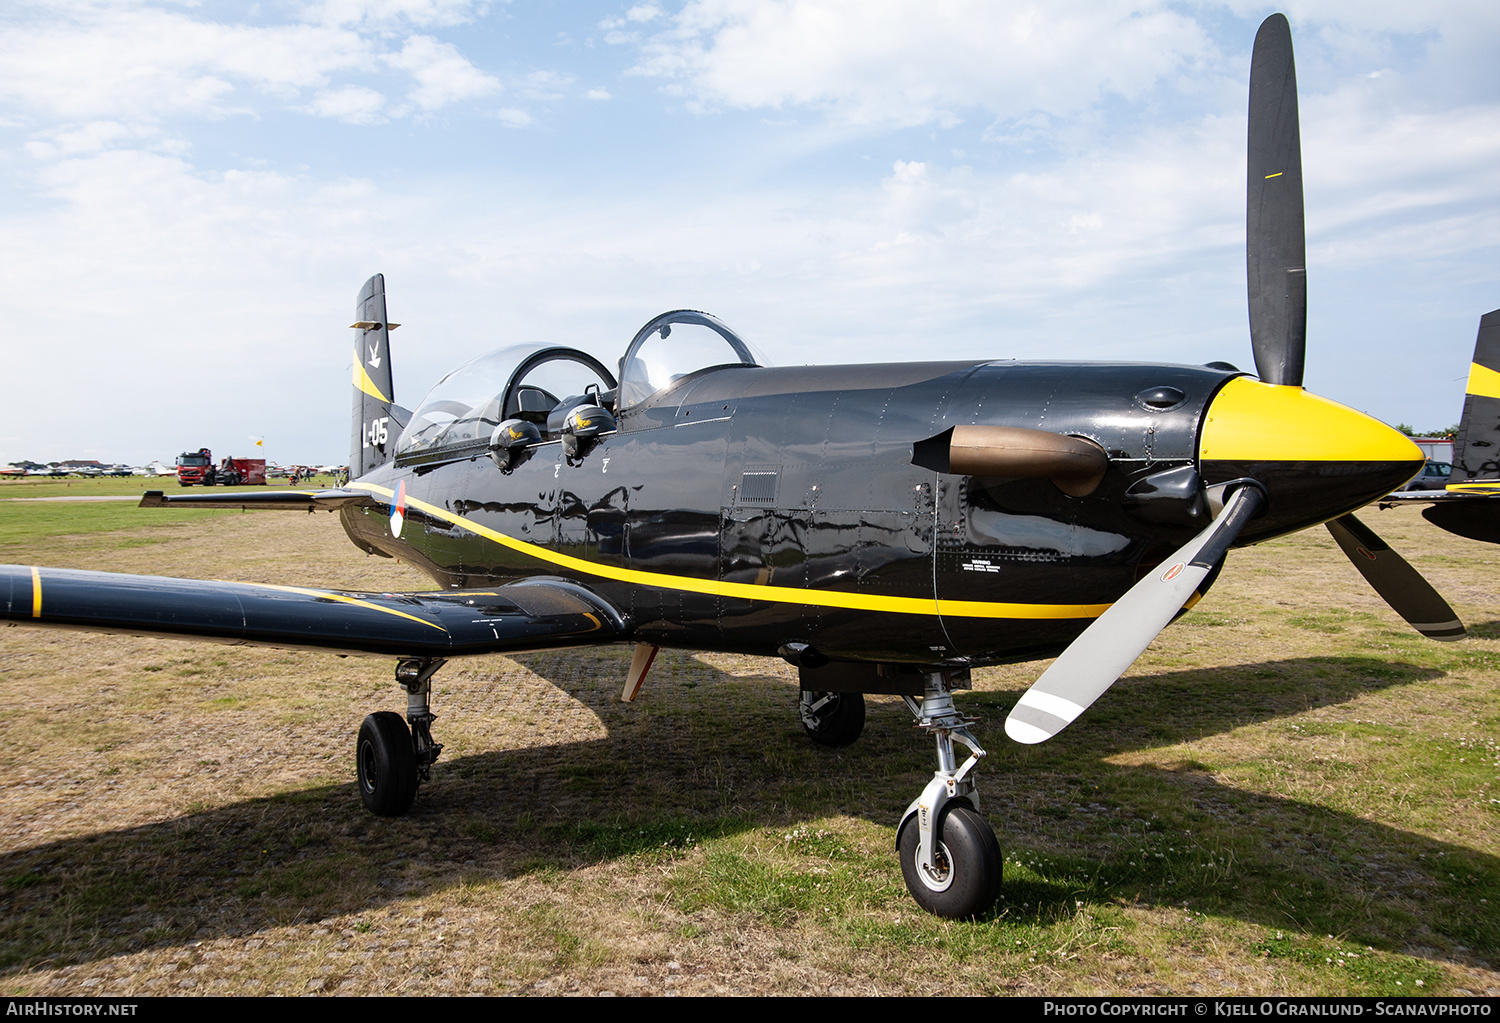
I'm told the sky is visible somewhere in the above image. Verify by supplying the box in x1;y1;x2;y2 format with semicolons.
1;0;1496;466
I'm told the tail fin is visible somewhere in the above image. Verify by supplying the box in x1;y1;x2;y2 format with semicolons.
350;274;410;478
1448;309;1500;493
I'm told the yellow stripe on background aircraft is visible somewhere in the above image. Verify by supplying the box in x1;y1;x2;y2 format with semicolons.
0;14;1466;918
1378;309;1500;544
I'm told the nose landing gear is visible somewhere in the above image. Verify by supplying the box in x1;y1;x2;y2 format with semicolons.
896;669;1002;918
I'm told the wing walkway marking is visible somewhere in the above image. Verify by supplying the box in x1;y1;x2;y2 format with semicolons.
250;583;449;633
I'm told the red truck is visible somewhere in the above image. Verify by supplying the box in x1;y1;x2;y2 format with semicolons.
175;449;267;487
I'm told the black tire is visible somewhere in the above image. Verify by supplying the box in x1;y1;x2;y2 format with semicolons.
799;690;865;747
357;711;418;816
897;804;1002;919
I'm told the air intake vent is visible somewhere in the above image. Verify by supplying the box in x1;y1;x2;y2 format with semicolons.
739;467;780;506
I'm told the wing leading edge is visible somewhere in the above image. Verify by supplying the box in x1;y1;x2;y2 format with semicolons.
139;489;372;511
1;565;625;657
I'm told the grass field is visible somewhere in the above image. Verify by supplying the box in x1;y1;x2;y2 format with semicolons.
0;481;1495;996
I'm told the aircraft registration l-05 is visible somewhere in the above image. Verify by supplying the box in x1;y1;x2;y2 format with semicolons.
0;15;1464;919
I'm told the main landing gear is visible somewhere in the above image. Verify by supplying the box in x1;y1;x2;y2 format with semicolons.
357;657;445;817
895;670;1002;919
798;690;865;747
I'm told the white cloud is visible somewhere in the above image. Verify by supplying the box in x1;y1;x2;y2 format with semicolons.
494;107;533;126
587;88;612;101
22;120;186;160
0;145;409;463
630;0;1213;127
0;6;373;122
0;2;525;133
600;4;665;31
304;85;388;123
387;34;502;110
520;70;573;102
1217;0;1495;36
301;0;490;29
1302;98;1500;267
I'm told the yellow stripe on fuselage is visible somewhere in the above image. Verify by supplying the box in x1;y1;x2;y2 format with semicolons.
31;567;41;618
1199;377;1423;464
353;348;390;403
1466;361;1500;400
349;482;1110;621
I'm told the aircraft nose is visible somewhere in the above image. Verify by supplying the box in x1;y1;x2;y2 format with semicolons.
1198;377;1424;538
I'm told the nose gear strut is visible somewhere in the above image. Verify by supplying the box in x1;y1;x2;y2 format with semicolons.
895;669;1002;918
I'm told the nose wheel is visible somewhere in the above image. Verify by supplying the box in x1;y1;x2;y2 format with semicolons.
896;669;1002;918
897;805;1002;918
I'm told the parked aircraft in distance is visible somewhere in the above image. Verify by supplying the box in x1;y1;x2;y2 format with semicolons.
1379;310;1500;544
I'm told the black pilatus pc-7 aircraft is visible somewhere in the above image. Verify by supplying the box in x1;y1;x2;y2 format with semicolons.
0;15;1468;918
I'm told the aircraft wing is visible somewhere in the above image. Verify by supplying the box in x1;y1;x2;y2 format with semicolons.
1;565;625;657
1378;490;1444;504
139;488;371;511
1380;486;1500;503
1374;490;1500;544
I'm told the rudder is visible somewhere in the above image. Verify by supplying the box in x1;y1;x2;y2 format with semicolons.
1448;309;1500;493
350;274;410;478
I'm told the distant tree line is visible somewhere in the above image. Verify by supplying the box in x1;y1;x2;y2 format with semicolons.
1395;424;1461;438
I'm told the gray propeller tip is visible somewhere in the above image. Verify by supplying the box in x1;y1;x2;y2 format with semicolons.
1005;689;1085;744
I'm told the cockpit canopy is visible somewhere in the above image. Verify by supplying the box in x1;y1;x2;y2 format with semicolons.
396;344;616;463
394;311;765;464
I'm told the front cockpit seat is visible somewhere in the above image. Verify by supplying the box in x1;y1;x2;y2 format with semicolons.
510;385;558;425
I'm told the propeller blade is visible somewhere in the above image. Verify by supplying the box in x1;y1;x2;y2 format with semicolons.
1325;514;1466;640
1247;13;1307;388
1006;484;1265;745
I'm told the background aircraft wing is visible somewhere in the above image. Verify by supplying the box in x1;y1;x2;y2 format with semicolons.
1375;490;1500;544
139;489;372;511
1;565;625;657
1377;491;1446;504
